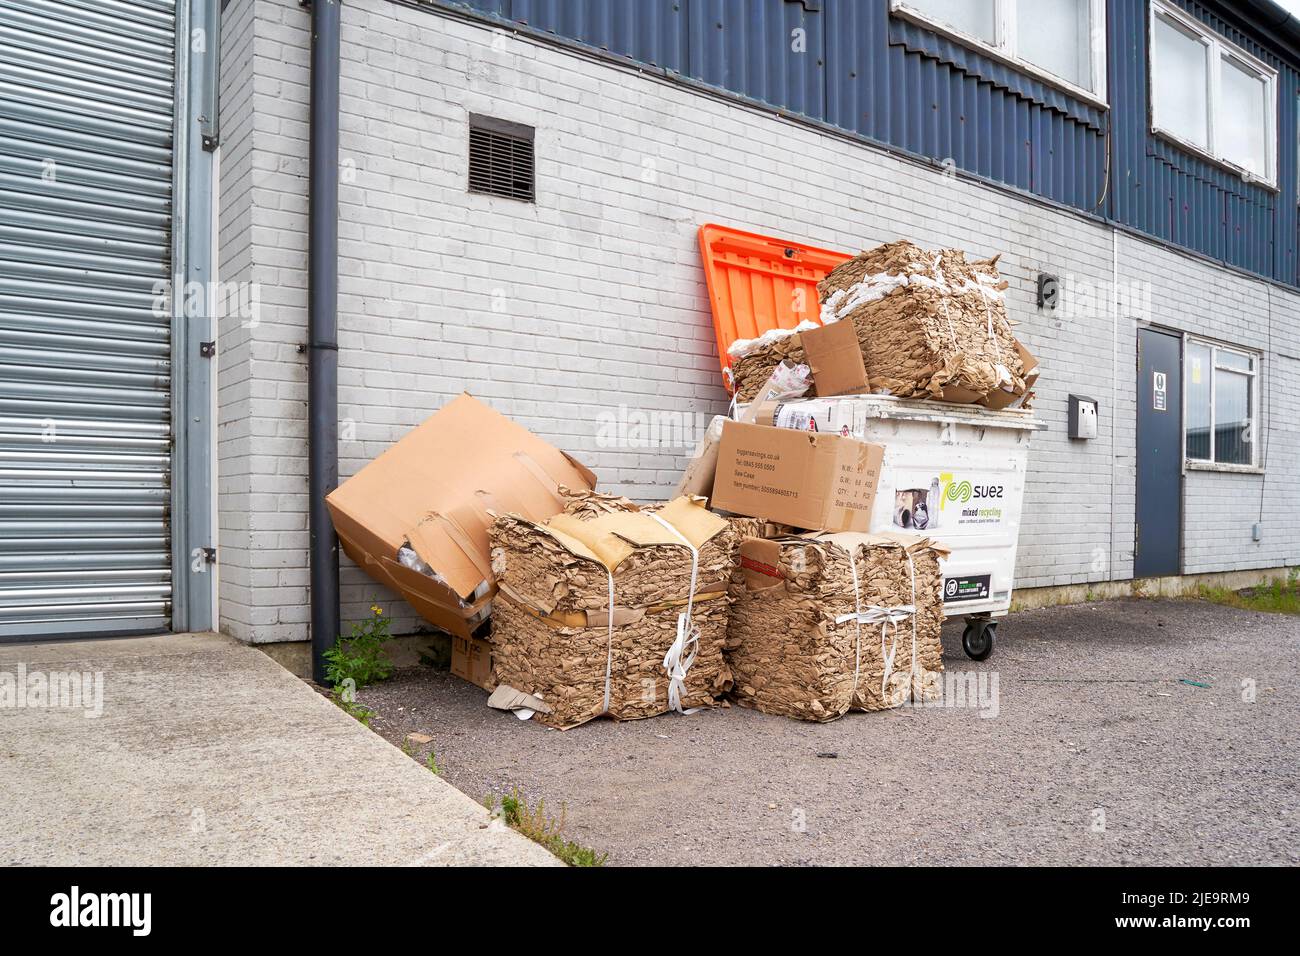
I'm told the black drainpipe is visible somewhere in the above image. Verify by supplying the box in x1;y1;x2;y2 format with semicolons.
308;0;341;684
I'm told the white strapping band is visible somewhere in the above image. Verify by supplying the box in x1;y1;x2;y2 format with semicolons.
835;549;920;706
602;569;615;714
931;253;961;353
649;513;702;715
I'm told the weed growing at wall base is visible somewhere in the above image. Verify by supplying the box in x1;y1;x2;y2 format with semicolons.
324;606;394;726
1196;580;1300;615
323;605;395;688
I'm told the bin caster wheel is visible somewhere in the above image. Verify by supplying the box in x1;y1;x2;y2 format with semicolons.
962;620;996;661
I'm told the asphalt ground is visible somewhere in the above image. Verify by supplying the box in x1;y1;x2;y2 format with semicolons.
361;598;1299;866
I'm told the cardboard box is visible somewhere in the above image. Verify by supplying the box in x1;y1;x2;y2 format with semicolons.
799;320;869;397
674;363;812;500
675;415;726;499
710;420;884;532
737;536;787;591
451;634;495;691
325;393;596;639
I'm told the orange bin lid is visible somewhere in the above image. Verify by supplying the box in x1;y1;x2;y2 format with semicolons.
699;223;851;391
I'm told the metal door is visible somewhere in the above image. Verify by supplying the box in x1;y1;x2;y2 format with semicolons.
1135;327;1183;578
0;0;178;637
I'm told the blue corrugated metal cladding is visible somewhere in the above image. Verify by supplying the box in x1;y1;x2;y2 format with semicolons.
433;0;1300;287
1109;0;1297;284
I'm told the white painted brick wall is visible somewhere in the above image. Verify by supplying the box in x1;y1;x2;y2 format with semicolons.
1119;236;1300;574
215;0;256;641
216;0;1300;641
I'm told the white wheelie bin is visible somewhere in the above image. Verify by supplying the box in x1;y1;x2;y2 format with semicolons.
767;395;1045;660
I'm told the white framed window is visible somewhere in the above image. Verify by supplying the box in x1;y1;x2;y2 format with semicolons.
1184;338;1260;469
889;0;1108;105
1150;0;1277;186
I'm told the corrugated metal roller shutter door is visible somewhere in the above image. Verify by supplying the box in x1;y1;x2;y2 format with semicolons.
0;0;176;637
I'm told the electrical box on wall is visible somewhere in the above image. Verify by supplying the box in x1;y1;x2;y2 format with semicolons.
1037;273;1060;310
1068;395;1098;440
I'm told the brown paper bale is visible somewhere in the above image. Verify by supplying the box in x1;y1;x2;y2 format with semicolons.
730;332;810;403
818;240;1024;403
558;486;640;518
488;498;736;729
726;534;945;722
726;516;798;540
491;513;734;614
491;592;731;729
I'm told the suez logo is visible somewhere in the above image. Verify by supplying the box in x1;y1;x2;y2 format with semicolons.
49;886;151;936
938;473;1004;509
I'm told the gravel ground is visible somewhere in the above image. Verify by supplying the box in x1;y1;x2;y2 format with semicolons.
358;598;1299;866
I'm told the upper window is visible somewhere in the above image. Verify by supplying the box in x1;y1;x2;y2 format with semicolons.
1185;339;1259;468
1150;1;1277;186
890;0;1107;103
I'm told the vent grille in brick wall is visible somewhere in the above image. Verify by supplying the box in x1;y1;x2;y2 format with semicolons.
468;114;535;201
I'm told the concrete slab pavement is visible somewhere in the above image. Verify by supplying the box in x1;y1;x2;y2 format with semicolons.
0;632;559;866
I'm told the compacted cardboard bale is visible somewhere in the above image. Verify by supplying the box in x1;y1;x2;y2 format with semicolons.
728;324;815;403
726;532;947;721
726;515;796;541
727;319;868;404
818;240;1029;405
488;496;736;729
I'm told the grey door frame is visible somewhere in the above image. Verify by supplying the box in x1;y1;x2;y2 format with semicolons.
170;0;219;634
1134;323;1184;579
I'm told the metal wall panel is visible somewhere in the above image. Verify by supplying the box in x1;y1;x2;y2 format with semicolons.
1108;0;1297;284
0;0;177;637
792;5;1107;212
503;0;688;73
686;0;825;118
427;0;1300;288
436;0;1107;227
